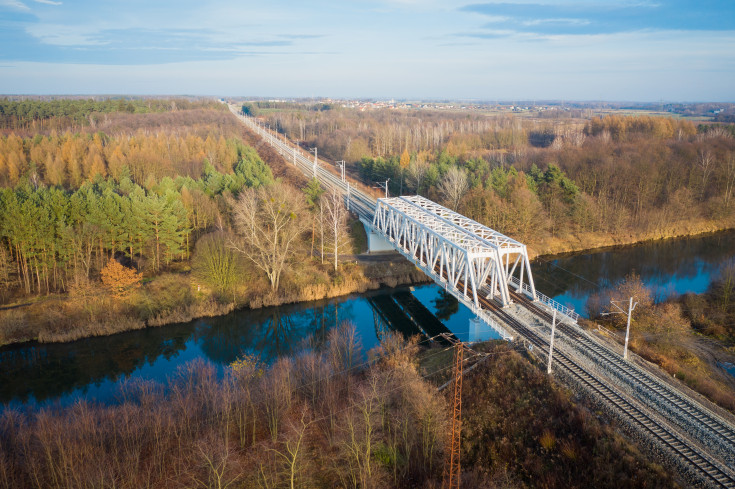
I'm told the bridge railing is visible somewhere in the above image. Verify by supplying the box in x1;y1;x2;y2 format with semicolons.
508;276;580;323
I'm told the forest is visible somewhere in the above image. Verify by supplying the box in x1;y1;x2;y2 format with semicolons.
0;130;272;295
0;98;223;132
0;100;388;346
258;104;735;255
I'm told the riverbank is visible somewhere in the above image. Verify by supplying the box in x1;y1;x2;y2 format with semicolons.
526;217;735;260
2;220;733;349
0;254;427;347
581;268;735;414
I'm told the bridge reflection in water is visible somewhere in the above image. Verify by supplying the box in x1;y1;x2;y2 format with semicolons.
370;288;503;345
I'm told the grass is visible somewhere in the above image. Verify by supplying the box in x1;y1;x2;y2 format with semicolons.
527;217;735;259
349;218;368;254
630;336;735;412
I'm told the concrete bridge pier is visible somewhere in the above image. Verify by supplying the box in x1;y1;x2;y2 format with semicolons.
360;218;394;252
468;316;514;342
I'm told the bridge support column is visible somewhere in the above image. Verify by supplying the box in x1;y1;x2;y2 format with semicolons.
360;219;395;253
468;315;513;342
468;317;486;343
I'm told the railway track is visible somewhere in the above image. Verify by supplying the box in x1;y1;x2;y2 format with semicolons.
512;291;735;468
480;294;735;489
230;107;377;222
231;105;735;487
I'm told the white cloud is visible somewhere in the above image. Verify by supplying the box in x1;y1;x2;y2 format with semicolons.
478;15;511;23
0;0;30;10
32;0;62;5
521;18;591;26
25;24;105;46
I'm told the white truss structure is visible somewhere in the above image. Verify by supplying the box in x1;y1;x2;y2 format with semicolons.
372;196;537;308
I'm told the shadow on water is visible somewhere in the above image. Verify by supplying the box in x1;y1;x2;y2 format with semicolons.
0;323;193;405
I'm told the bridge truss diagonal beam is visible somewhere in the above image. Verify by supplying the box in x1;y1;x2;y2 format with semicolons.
372;196;537;309
397;195;537;304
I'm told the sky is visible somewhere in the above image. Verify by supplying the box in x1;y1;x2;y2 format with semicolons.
0;0;733;101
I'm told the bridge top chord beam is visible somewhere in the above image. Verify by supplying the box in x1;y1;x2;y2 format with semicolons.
396;196;527;256
375;198;502;257
376;197;528;257
402;195;524;250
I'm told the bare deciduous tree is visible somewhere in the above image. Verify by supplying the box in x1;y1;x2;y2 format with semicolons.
322;189;351;272
407;157;429;194
697;149;715;201
268;407;313;489
438;166;469;211
723;152;735;208
231;182;307;291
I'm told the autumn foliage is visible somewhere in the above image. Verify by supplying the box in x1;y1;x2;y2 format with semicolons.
100;258;142;297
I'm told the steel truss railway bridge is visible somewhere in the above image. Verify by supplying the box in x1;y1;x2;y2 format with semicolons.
231;105;735;488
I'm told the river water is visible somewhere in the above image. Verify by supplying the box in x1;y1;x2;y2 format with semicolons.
2;230;733;407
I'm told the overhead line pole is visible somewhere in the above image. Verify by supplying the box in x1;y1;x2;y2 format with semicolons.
309;147;318;179
375;179;390;199
601;297;638;360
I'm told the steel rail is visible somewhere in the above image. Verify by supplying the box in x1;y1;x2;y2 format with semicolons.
230;107;377;222
481;295;735;489
512;291;735;467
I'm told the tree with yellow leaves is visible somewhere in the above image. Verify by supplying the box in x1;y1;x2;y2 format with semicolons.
399;148;410;194
100;258;143;297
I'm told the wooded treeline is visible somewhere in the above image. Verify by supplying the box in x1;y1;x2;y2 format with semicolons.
262;106;734;246
0;130;260;188
0;123;274;296
0;101;281;298
262;106;532;161
355;133;735;243
0;147;272;294
259;105;703;159
0;98;224;132
0;101;361;339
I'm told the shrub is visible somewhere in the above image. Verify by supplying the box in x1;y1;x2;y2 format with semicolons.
134;273;193;321
100;259;143;298
192;231;243;297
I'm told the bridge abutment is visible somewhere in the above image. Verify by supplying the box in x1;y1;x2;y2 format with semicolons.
360;218;395;252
